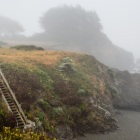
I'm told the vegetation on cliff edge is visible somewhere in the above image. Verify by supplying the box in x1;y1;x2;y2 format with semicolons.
0;48;118;136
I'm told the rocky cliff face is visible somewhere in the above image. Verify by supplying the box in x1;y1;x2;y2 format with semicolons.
0;48;119;138
90;45;134;71
1;47;140;139
112;69;140;111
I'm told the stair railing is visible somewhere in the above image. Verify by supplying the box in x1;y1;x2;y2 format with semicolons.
0;89;12;112
0;69;27;124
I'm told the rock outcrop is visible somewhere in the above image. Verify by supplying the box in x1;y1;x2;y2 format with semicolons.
113;69;140;111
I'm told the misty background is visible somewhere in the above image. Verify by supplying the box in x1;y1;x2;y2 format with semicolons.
0;0;140;71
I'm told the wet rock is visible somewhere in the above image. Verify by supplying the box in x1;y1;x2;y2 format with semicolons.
56;125;73;140
113;70;140;111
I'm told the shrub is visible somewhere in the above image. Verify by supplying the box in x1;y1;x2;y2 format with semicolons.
61;57;73;63
52;107;64;118
10;45;44;51
77;89;87;96
0;127;56;140
38;99;50;111
58;57;76;73
0;110;16;131
109;86;120;98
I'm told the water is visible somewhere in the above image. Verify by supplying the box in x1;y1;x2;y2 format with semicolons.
77;110;140;140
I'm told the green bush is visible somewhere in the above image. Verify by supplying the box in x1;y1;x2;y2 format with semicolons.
109;86;120;98
58;57;76;73
38;99;50;111
0;127;56;140
52;107;64;118
77;89;87;96
10;45;44;51
61;57;73;63
0;110;16;131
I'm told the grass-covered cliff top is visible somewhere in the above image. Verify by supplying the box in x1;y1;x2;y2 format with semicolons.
0;47;117;135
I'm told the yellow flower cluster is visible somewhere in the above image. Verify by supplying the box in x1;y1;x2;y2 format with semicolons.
0;127;56;140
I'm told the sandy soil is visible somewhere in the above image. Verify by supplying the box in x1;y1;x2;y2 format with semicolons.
77;110;140;140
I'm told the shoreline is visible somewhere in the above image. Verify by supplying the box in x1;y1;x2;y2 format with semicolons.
77;110;140;140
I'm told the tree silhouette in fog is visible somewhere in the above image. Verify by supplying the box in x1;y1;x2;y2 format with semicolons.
38;5;134;71
40;5;104;44
0;16;24;37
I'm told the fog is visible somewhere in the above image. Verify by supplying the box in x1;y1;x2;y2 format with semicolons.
1;1;140;139
0;0;140;60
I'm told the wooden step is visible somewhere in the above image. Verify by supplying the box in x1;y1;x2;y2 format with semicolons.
0;69;32;129
18;123;24;126
7;100;13;104
4;96;11;99
16;118;23;122
11;108;17;111
3;95;11;99
0;88;7;92
17;120;24;125
9;103;15;106
3;93;9;95
11;107;18;111
0;85;6;87
1;90;8;93
10;105;16;108
13;111;19;114
0;87;6;89
16;116;22;119
15;113;21;116
6;98;12;102
18;121;25;125
10;105;16;109
3;93;10;96
4;97;11;100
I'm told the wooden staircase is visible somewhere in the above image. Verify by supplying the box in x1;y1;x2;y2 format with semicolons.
0;69;35;129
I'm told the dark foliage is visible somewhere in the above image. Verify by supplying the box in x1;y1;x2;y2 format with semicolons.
0;15;24;37
40;5;104;44
0;111;16;131
10;45;44;51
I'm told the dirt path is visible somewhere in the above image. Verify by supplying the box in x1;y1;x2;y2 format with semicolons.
77;110;140;140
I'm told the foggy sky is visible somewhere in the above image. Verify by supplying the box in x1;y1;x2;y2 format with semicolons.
0;0;140;59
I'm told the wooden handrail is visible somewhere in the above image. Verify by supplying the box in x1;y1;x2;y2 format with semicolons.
0;89;12;112
0;69;27;124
